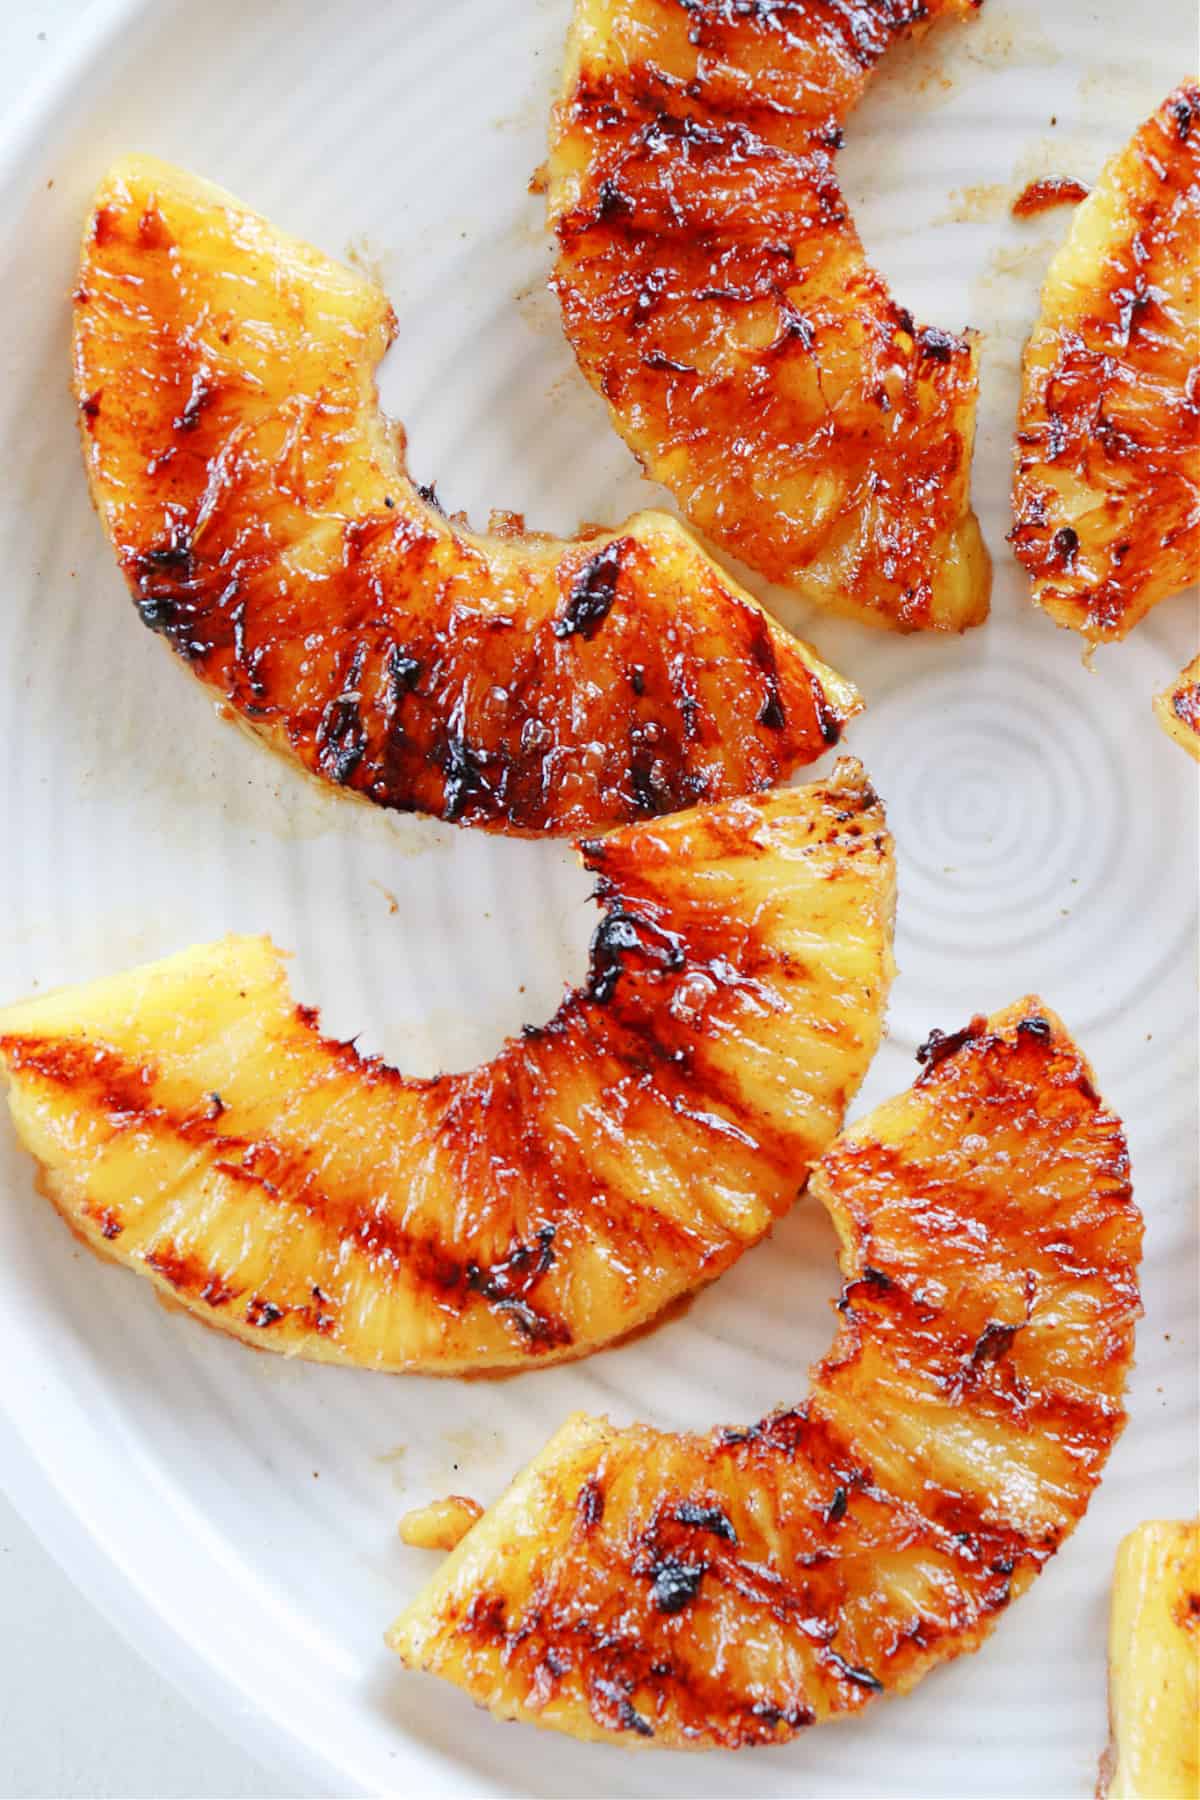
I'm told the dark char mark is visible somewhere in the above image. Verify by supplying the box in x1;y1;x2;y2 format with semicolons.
577;1477;605;1531
587;907;687;1005
651;1555;705;1614
826;1649;884;1693
675;1501;737;1543
916;1019;984;1070
555;539;629;641
465;1224;565;1345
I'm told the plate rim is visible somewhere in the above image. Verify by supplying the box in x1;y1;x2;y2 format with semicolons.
0;6;483;1791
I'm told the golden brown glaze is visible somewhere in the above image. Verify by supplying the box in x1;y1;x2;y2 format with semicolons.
390;1005;1141;1745
1155;652;1200;760
1011;176;1090;217
73;159;859;836
1012;83;1200;640
0;763;895;1374
547;0;990;631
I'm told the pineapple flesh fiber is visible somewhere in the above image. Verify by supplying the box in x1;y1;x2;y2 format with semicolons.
390;1004;1142;1747
73;156;859;836
548;0;990;630
1012;83;1199;648
0;763;894;1375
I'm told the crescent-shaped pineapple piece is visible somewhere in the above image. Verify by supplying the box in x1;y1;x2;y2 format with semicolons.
389;1005;1141;1744
1012;83;1200;641
0;762;894;1374
1100;1519;1199;1800
1155;654;1200;760
546;0;990;631
73;158;858;836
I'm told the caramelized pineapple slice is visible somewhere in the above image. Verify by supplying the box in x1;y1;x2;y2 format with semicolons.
547;0;990;631
390;1005;1141;1745
1101;1520;1199;1799
0;763;893;1374
73;159;859;837
1156;655;1200;761
1013;83;1200;641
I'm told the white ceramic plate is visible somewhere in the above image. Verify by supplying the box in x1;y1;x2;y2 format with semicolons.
0;2;1195;1794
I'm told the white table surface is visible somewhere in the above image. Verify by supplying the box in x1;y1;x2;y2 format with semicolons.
0;6;310;1796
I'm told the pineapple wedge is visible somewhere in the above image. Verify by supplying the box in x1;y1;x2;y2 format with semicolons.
1012;83;1200;641
1100;1520;1199;1799
72;157;859;837
0;763;894;1374
390;1004;1142;1745
1156;655;1200;761
547;0;990;631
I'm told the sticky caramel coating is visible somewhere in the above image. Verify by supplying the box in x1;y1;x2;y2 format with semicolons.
1013;83;1200;640
73;158;858;836
548;0;990;631
391;1006;1140;1745
1155;653;1200;760
0;763;894;1374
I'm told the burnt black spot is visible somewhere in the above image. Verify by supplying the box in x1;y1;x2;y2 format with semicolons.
1017;1015;1052;1041
628;746;668;815
464;1227;566;1347
629;663;646;696
1172;94;1194;140
99;1212;123;1241
916;1020;982;1069
203;1092;225;1119
617;1697;653;1737
1052;525;1079;567
759;689;787;730
577;1477;605;1531
971;1321;1020;1365
383;644;422;704
316;692;366;787
439;723;488;821
675;1501;737;1543
752;1698;816;1730
642;349;696;374
554;539;628;641
826;1485;848;1523
594;177;633;222
416;481;443;513
587;907;686;1004
918;326;958;363
80;390;101;424
136;592;182;633
246;1297;284;1328
827;1650;884;1692
746;615;785;740
651;1556;705;1614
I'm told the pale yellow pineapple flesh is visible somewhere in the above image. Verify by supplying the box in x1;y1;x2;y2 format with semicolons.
1101;1520;1199;1799
0;763;894;1374
389;1004;1141;1747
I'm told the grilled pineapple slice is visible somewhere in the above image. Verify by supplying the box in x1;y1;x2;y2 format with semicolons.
0;763;894;1374
1013;83;1200;641
73;159;858;837
547;0;990;631
1156;655;1200;761
390;1005;1141;1745
1100;1520;1199;1799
